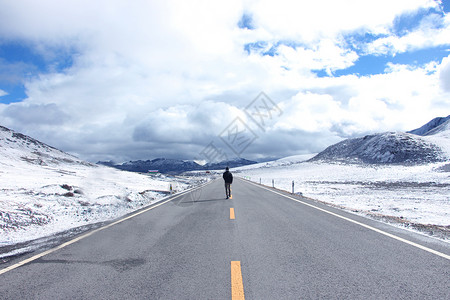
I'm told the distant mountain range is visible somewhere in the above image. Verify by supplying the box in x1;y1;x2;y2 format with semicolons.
309;116;450;165
97;157;257;174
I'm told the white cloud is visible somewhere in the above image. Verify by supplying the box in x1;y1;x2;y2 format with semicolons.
3;103;69;125
0;89;7;97
439;54;450;92
365;10;450;56
0;0;448;161
132;102;245;145
276;40;359;75
273;59;448;137
244;0;437;42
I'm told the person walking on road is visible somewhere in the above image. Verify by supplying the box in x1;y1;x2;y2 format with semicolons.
223;167;233;199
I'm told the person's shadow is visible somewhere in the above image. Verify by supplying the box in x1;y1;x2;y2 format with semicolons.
173;197;228;206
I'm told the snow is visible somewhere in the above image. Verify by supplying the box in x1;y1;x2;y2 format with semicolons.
234;161;450;232
310;131;446;164
0;126;205;249
237;154;316;170
424;122;450;157
408;115;450;136
0;162;197;247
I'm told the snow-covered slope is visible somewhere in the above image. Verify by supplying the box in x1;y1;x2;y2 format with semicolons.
0;125;90;167
408;115;450;136
308;115;450;165
309;132;446;164
235;154;316;171
424;119;450;136
0;126;199;249
422;119;450;159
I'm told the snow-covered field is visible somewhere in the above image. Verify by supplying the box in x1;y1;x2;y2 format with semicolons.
0;126;206;251
0;164;199;247
234;155;450;239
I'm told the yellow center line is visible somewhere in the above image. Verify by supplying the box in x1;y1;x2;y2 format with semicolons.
231;261;245;300
230;208;235;220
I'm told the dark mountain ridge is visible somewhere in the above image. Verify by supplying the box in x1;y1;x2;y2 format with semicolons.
98;157;257;174
408;115;450;136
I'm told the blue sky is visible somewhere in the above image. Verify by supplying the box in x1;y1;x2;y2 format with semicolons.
0;0;449;162
0;42;75;104
333;46;450;77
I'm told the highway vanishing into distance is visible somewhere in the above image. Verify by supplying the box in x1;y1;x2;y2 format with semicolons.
1;178;449;299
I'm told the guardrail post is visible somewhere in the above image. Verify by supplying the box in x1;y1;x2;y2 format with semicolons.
292;181;294;194
272;179;274;188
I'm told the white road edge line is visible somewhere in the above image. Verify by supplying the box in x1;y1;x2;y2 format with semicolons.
242;178;450;261
0;180;213;275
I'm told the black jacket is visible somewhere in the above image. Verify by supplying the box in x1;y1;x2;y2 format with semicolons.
223;170;233;184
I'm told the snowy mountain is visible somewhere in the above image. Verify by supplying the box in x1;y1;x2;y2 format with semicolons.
423;119;450;136
99;157;257;174
309;132;446;164
0;125;92;167
309;115;450;165
408;115;450;136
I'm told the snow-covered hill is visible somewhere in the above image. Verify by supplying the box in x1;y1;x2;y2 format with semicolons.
424;119;450;136
0;126;201;250
308;115;450;165
309;132;446;164
0;125;91;167
408;115;450;136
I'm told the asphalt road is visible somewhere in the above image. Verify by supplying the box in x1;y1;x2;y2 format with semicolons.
0;177;449;299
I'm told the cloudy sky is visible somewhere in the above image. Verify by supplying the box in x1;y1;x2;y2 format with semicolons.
0;0;449;163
